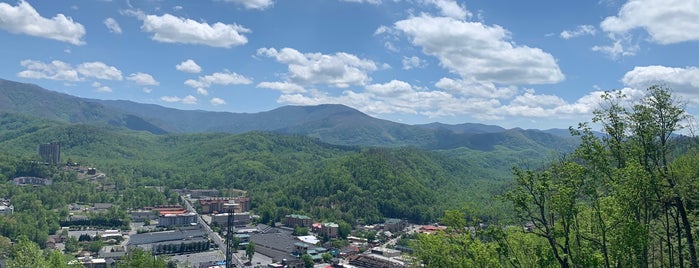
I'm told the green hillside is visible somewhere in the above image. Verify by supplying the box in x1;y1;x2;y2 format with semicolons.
0;112;512;224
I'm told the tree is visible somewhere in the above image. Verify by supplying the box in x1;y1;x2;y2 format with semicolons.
322;252;333;263
64;236;80;253
7;237;48;268
121;247;167;268
301;253;314;268
245;241;255;261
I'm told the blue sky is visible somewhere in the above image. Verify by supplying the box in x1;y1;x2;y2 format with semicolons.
1;0;698;130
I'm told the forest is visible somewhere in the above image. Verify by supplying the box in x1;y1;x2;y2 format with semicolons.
412;86;699;268
0;85;696;267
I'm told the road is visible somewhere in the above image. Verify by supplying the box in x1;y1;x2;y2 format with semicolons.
181;195;244;267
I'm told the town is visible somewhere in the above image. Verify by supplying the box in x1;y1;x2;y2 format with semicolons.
1;143;450;268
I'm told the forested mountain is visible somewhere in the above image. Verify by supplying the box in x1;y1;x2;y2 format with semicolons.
0;78;577;151
0;112;511;224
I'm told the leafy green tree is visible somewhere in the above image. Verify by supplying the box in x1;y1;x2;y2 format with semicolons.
121;247;167;268
245;241;255;261
7;237;48;268
322;252;333;263
64;236;80;253
301;253;314;268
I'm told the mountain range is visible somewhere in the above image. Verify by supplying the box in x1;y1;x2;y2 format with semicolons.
0;78;577;152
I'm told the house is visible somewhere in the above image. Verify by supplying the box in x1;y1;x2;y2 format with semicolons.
284;214;312;228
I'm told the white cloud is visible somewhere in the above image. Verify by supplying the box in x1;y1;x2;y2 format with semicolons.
17;60;80;81
91;82;112;93
341;0;382;4
127;72;159;86
256;47;379;88
160;95;197;104
257;81;306;93
77;62;123;80
104;17;122;34
140;13;250;48
394;14;564;85
176;59;202;73
0;1;85;45
591;35;639;59
17;60;123;81
401;56;427;70
560;25;596;39
600;0;699;45
143;88;153;93
182;95;197;104
184;71;252;91
435;77;518;99
223;0;274;10
160;96;181;103
622;65;699;103
210;97;226;105
423;0;470;20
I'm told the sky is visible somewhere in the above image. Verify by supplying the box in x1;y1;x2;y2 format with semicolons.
1;0;699;130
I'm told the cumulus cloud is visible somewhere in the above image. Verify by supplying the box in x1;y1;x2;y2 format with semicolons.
184;71;253;89
402;56;427;70
423;0;471;20
622;65;699;103
341;0;382;4
394;14;564;85
223;0;275;10
104;17;122;34
127;72;159;86
210;97;226;105
601;0;699;44
176;59;202;73
560;25;596;39
17;60;80;81
435;77;518;99
17;60;124;81
140;13;250;48
91;81;112;93
76;62;123;80
257;81;306;94
161;95;197;104
256;47;380;88
0;1;85;45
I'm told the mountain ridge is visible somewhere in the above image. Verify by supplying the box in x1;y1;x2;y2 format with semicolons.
0;78;577;151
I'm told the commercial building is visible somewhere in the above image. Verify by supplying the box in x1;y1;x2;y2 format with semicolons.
38;142;61;164
211;212;250;227
158;212;198;227
284;214;312;228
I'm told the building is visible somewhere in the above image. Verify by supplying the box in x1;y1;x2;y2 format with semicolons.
175;189;220;199
0;199;12;215
321;222;339;239
199;197;238;214
211;212;250;227
129;210;159;222
284;214;312;228
198;196;251;214
38;142;61;164
384;218;408;233
12;176;52;186
158;212;198;227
